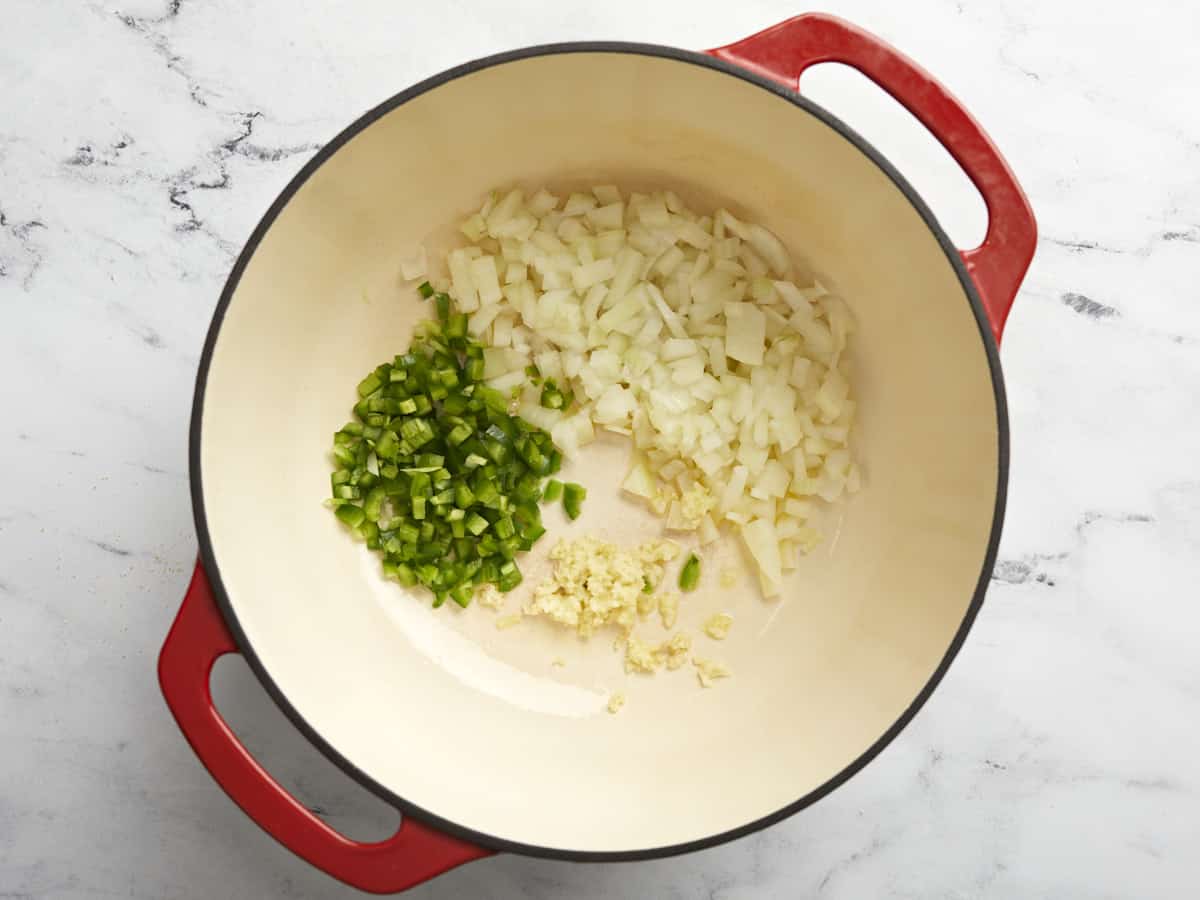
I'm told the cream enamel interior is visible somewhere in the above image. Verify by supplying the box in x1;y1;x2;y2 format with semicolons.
197;51;1001;854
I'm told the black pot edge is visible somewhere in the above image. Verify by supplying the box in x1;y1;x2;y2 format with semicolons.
188;40;1011;864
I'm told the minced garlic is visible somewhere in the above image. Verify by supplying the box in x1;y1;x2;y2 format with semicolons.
522;537;733;700
477;584;505;610
693;656;731;687
624;635;660;674
642;563;666;593
719;568;738;589
679;484;717;528
665;484;717;532
495;614;522;630
660;632;691;670
703;613;733;640
638;540;682;567
525;536;680;637
625;631;691;673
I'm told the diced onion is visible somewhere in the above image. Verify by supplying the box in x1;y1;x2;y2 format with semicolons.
399;247;427;281
430;185;858;598
622;460;656;499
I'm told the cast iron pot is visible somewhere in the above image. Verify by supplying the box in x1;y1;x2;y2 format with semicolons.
160;13;1036;893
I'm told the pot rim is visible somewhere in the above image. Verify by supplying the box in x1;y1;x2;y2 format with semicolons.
189;40;1009;862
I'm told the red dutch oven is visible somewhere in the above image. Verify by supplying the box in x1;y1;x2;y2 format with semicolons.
160;13;1035;893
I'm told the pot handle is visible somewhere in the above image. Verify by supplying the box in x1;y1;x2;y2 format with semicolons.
158;562;492;894
709;13;1037;342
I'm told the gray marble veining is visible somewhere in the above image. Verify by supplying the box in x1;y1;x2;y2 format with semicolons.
2;0;1198;897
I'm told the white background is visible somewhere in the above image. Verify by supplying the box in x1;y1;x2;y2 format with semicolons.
2;1;1198;897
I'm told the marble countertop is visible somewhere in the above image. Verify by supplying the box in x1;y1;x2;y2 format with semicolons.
3;0;1198;897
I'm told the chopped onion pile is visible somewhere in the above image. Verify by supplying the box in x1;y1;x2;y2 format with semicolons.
417;186;860;598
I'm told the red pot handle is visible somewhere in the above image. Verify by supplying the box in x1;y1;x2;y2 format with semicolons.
709;13;1037;343
158;562;492;894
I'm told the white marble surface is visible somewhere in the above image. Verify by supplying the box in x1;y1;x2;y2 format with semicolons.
3;0;1199;896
